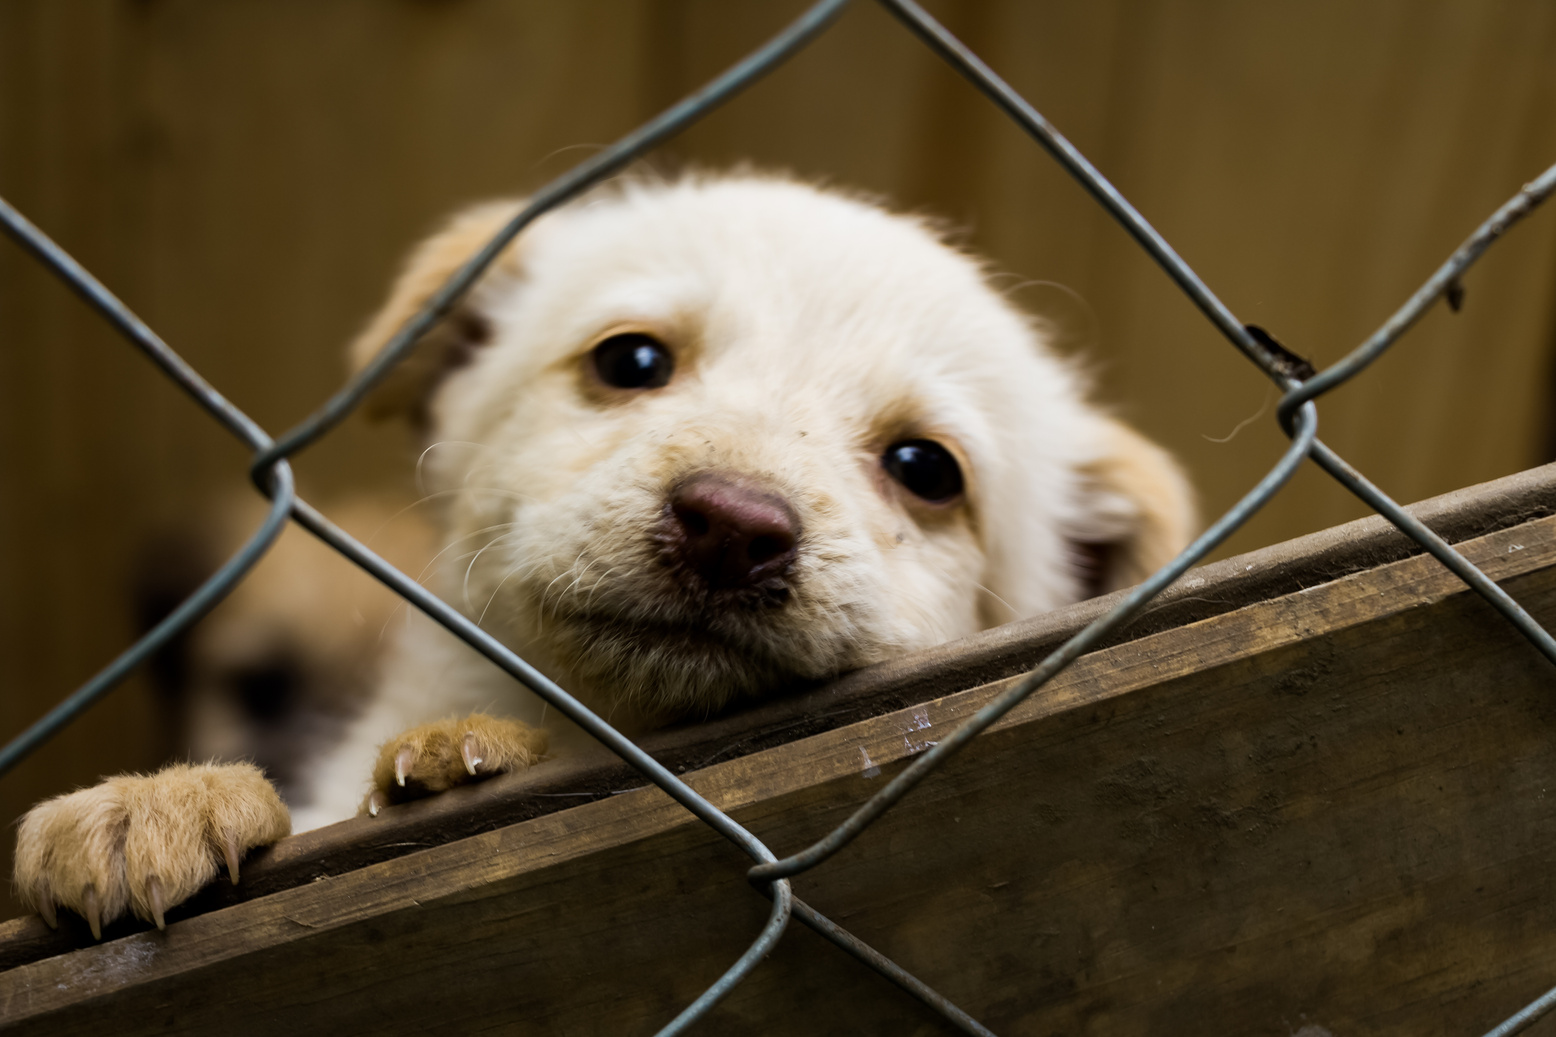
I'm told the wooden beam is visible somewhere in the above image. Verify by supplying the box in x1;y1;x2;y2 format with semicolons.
2;463;1555;1034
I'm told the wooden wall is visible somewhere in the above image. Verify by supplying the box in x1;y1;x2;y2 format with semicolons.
2;0;1555;919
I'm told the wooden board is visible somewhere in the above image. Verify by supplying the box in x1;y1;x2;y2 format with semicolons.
8;0;1556;929
2;463;1556;1034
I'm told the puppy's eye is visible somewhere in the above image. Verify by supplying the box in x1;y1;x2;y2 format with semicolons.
883;439;964;503
591;333;674;389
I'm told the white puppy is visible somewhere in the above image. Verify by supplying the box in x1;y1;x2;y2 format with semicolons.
15;172;1194;933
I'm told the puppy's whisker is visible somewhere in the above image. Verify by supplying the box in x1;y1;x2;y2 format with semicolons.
368;488;527;557
1203;385;1274;444
452;484;533;504
533;140;609;173
549;557;597;623
476;561;533;630
415;440;495;495
969;579;1020;623
584;565;624;614
410;482;530;510
375;597;419;646
478;557;551;622
560;559;600;610
537;556;586;621
422;522;520;580
463;530;525;613
921;558;1020;624
460;464;525;494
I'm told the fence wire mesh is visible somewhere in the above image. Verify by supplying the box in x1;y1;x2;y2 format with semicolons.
3;1;1556;1033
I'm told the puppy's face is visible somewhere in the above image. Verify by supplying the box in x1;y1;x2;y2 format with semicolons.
357;177;1194;719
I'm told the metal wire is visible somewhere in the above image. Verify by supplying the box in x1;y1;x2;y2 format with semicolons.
786;897;998;1037
1484;982;1556;1037
249;0;852;479
0;197;297;781
4;0;1556;1033
750;401;1320;882
0;5;988;1034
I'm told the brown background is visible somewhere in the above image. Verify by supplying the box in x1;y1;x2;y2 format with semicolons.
2;0;1554;918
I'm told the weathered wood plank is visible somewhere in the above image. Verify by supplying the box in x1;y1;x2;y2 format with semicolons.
6;459;1550;966
2;466;1556;1034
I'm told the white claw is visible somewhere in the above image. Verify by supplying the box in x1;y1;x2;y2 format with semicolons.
368;790;385;817
462;732;483;776
147;875;167;931
394;745;416;787
224;835;242;885
83;885;102;942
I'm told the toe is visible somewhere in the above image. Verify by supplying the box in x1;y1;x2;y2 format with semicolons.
14;783;133;935
366;714;549;811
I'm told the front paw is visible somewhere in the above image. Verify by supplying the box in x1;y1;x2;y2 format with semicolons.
365;713;547;815
13;762;289;938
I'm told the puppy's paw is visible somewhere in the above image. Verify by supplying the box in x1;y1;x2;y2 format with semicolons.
13;762;290;938
365;713;548;816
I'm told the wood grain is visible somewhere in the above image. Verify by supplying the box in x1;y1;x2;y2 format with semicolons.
3;462;1551;970
2;466;1555;1034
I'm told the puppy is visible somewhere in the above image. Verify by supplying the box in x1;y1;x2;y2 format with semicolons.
134;493;437;806
13;172;1194;935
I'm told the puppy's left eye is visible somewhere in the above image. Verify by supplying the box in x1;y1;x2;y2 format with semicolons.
592;333;674;389
883;439;964;503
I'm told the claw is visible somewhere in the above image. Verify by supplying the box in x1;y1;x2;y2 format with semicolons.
83;885;102;941
367;789;386;817
35;891;57;931
147;875;166;931
462;732;483;776
224;834;242;885
394;745;416;787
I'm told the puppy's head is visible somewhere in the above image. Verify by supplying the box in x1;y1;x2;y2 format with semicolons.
353;175;1194;718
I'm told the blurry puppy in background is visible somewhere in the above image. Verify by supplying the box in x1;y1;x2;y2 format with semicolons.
134;495;436;807
16;172;1195;935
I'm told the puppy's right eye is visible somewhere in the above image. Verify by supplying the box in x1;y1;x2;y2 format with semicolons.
591;333;674;390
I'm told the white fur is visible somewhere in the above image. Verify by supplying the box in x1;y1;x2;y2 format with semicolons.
290;174;1194;830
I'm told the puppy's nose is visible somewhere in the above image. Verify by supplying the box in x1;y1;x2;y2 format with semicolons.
669;472;799;589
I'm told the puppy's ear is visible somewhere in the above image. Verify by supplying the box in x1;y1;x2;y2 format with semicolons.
349;199;527;427
1071;417;1197;597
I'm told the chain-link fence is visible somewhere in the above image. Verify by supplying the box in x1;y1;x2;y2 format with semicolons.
3;1;1555;1034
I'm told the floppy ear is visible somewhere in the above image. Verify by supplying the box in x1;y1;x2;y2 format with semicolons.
349;199;527;427
1071;416;1198;597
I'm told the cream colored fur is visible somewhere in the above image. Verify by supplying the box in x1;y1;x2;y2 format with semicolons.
14;173;1194;932
14;764;287;934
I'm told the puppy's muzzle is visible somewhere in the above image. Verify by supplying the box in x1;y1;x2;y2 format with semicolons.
665;472;799;595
